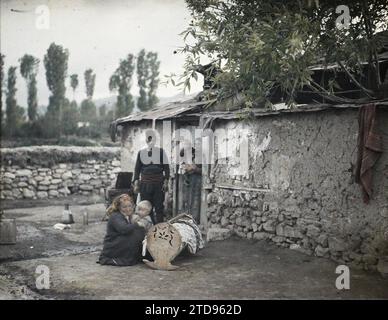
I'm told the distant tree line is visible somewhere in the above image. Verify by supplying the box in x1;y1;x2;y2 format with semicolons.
109;49;160;118
0;43;160;140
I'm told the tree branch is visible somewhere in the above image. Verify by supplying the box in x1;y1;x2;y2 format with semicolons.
337;60;374;98
308;81;369;104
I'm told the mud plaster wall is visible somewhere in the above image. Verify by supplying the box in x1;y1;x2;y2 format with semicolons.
0;146;120;200
206;108;388;270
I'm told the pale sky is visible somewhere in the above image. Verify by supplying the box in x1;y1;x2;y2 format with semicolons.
0;0;202;107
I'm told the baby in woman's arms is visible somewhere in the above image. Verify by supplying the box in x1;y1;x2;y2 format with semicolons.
132;200;154;232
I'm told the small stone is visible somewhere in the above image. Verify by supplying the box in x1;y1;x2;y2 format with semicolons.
62;171;73;180
263;220;276;232
241;217;250;228
328;237;347;252
276;223;285;236
58;187;70;195
48;190;59;197
220;217;229;227
272;236;284;243
2;178;12;185
206;228;233;242
1;190;14;198
28;178;37;187
90;179;103;186
253;210;262;217
79;184;93;191
37;191;48;199
79;174;91;181
306;225;321;238
315;245;329;257
23;189;35;199
235;217;243;226
316;234;328;247
16;169;33;177
234;230;246;238
18;182;28;188
289;244;301;250
277;224;303;238
2;183;12;190
4;172;15;179
14;189;23;199
112;160;121;167
253;232;268;240
39;179;51;186
283;226;303;239
83;168;96;174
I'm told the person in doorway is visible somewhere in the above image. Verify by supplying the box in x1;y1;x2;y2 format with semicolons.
180;142;202;224
133;129;170;224
98;194;145;266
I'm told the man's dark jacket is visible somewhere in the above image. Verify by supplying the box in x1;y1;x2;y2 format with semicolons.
133;146;170;181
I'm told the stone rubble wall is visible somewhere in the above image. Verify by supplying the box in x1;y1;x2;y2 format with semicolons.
0;146;121;200
205;108;388;270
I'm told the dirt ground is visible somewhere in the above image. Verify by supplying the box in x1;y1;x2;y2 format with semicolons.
1;200;388;300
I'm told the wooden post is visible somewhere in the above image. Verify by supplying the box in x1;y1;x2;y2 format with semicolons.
199;116;210;233
171;119;178;217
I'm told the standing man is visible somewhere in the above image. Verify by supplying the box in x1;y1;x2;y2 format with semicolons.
133;129;170;224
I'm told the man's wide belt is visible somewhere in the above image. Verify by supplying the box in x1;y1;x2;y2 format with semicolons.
140;174;164;183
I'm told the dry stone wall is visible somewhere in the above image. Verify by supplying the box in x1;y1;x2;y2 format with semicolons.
0;146;121;200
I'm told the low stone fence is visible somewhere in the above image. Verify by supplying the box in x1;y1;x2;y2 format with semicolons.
0;146;121;200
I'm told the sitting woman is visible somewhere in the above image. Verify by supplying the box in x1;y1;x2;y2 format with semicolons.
98;194;145;266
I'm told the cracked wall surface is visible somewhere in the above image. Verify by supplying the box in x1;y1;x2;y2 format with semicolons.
206;108;388;270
